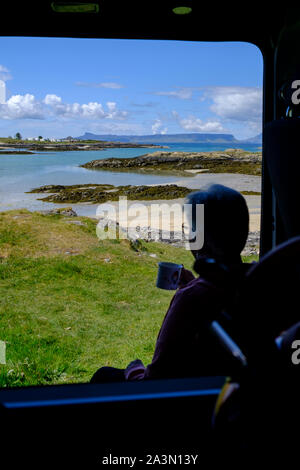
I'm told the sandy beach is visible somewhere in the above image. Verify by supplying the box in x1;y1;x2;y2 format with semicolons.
95;172;261;233
176;171;261;232
95;195;260;232
171;172;261;193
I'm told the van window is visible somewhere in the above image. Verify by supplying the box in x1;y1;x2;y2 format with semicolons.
0;38;262;387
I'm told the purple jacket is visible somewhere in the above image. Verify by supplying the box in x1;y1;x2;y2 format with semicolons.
125;275;231;380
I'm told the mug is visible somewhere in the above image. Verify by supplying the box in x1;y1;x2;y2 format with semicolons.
156;262;183;290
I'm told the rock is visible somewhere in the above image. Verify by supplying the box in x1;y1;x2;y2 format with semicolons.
2;141;161;152
64;220;86;226
129;239;143;251
80;150;262;176
241;231;260;256
38;207;78;217
104;258;111;263
58;208;78;216
29;182;191;204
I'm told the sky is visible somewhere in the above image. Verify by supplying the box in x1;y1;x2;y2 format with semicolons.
0;37;263;140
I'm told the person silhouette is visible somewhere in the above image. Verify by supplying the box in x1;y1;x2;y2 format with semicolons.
90;184;251;383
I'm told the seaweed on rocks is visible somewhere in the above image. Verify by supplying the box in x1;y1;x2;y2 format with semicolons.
27;183;192;204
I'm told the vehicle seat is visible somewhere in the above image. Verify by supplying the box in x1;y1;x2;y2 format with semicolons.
211;236;300;460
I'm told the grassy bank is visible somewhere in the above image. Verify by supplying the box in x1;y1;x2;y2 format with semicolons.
0;210;258;388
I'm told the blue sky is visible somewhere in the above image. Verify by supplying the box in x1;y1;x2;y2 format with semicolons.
0;37;263;139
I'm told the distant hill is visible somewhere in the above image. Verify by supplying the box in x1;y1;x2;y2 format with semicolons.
76;132;239;144
75;132;263;145
239;133;262;144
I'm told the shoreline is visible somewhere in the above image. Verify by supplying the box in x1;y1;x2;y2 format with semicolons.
25;175;261;234
0;141;164;153
31;192;260;256
0;145;262;257
12;204;259;257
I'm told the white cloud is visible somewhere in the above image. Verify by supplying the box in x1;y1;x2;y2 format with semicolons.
154;87;193;100
0;65;12;81
0;94;45;119
0;92;128;121
43;94;62;106
179;117;225;132
81;102;105;118
75;81;123;89
151;119;168;134
170;87;262;136
204;86;262;123
46;95;128;120
98;82;124;89
172;111;224;133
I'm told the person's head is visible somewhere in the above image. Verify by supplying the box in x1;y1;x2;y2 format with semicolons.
186;184;249;264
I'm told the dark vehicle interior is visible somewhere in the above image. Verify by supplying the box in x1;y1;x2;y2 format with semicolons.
1;1;300;466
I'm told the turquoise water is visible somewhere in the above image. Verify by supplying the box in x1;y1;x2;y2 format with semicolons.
0;143;261;214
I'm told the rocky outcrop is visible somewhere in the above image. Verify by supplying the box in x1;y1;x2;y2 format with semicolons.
0;141;162;152
36;207;78;216
241;231;260;256
0;150;34;154
27;183;192;204
81;149;262;175
96;219;260;257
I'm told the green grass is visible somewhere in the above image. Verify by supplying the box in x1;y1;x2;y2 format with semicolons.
0;210;258;388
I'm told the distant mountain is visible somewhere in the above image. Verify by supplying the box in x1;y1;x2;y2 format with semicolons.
76;132;239;144
75;131;263;145
238;133;262;144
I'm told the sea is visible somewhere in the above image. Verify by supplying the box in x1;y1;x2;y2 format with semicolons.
0;142;261;217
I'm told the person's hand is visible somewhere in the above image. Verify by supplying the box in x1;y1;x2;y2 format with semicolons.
126;359;144;370
125;359;145;380
178;266;195;288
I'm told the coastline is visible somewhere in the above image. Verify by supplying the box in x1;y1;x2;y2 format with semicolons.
0;146;262;256
0;140;164;153
33;193;260;256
